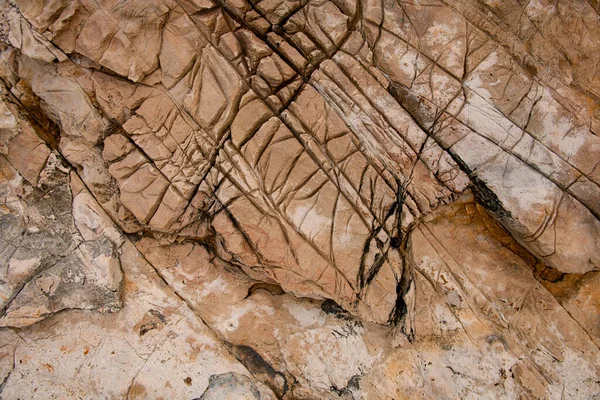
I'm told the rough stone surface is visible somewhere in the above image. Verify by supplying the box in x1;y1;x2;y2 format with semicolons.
0;0;599;398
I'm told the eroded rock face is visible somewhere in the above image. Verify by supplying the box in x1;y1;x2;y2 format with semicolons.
0;0;598;398
0;99;122;328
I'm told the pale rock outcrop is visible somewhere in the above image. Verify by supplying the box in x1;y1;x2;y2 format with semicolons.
0;0;599;398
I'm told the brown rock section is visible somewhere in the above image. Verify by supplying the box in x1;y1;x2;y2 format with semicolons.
0;0;598;398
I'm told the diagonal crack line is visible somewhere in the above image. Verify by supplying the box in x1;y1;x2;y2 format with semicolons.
210;0;362;84
206;0;312;80
129;240;284;399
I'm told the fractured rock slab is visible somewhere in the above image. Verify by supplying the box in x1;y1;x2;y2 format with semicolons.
0;0;599;398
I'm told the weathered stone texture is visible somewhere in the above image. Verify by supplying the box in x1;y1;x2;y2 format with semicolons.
0;0;599;398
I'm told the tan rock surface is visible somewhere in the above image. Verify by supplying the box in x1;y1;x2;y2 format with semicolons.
0;0;599;398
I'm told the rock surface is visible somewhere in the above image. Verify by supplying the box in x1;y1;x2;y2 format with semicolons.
0;0;599;398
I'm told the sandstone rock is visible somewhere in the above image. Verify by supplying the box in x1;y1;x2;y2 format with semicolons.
0;239;275;399
0;151;123;327
0;0;599;398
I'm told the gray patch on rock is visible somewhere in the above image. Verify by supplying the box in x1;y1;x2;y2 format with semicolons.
0;151;123;327
195;372;261;400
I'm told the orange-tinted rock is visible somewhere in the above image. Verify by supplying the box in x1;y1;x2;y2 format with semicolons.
0;0;599;398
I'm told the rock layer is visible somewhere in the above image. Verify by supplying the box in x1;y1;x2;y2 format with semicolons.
0;0;599;398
